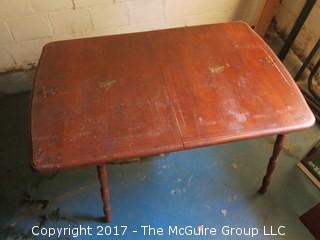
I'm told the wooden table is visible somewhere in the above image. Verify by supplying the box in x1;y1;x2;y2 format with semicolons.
31;22;315;222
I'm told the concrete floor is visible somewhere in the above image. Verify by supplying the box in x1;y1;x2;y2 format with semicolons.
1;29;320;239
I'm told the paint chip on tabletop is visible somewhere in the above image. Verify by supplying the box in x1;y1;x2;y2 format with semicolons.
209;63;230;73
37;86;57;97
98;80;117;89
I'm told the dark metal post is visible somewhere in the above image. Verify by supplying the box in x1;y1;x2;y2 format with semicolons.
295;39;320;80
308;59;320;101
278;0;316;61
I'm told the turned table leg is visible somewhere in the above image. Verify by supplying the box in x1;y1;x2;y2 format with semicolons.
259;134;286;194
97;164;112;222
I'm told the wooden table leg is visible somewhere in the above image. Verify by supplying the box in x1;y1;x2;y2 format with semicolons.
97;164;112;222
258;134;286;194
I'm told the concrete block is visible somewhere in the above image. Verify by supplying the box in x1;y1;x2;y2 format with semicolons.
88;26;120;37
128;0;164;24
185;0;244;15
0;46;15;71
275;0;319;66
50;9;93;35
165;0;186;18
7;15;52;42
185;12;229;26
75;0;113;8
31;0;74;12
11;38;52;65
294;27;317;59
164;17;186;28
305;4;320;37
90;3;129;29
275;4;295;36
0;21;13;44
50;32;84;42
117;19;166;34
282;0;305;16
0;0;33;18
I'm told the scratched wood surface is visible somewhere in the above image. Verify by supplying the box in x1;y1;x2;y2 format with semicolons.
149;23;315;148
31;33;183;171
31;22;315;172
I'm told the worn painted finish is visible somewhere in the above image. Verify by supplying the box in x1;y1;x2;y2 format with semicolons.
31;22;315;172
32;33;183;171
149;23;314;149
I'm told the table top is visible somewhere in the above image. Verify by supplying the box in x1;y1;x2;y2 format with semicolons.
31;22;315;172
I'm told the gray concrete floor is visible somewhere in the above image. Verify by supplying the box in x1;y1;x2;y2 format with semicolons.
0;29;320;240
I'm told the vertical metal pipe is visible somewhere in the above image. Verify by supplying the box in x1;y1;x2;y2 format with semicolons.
308;59;320;101
295;39;320;81
278;0;316;61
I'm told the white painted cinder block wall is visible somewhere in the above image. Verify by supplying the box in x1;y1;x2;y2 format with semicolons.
275;0;320;62
0;0;265;72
